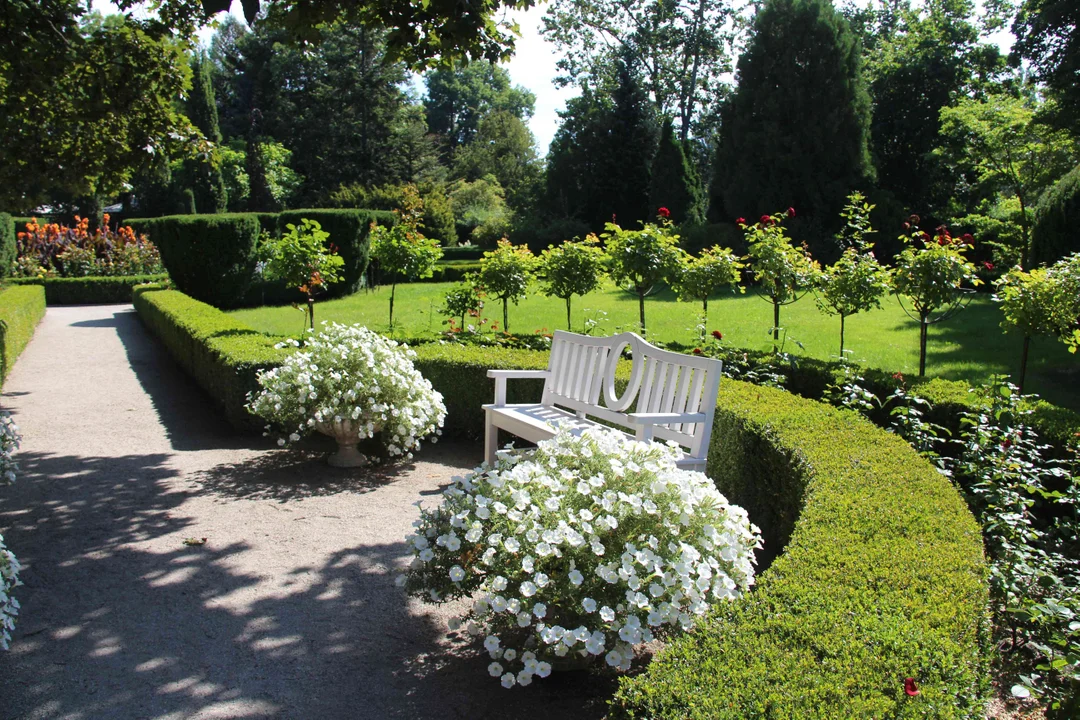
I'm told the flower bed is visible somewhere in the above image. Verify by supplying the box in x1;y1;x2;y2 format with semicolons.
0;284;46;386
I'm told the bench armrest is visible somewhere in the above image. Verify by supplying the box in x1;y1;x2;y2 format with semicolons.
627;412;707;442
488;369;551;405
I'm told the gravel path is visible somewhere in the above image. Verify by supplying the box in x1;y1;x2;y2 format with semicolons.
0;305;613;720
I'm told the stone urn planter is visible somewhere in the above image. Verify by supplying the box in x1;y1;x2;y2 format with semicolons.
314;418;376;467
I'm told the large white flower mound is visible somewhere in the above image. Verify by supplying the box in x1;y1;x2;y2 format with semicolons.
399;427;762;687
0;411;21;650
247;323;446;459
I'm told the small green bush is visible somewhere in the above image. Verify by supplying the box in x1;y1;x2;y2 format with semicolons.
1032;163;1080;267
439;245;485;261
9;274;168;304
134;214;262;308
611;381;990;719
133;286;287;428
0;284;45;385
0;213;15;279
277;209;394;296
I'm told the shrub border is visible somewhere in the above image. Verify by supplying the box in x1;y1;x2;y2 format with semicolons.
9;275;169;305
0;284;46;386
133;287;989;717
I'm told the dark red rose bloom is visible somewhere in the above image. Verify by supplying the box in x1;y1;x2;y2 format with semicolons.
692;347;703;355
657;207;671;218
760;214;771;225
904;678;920;696
711;330;723;340
984;261;994;270
736;217;745;225
920;232;931;242
892;371;904;381
787;207;796;218
909;214;920;225
962;233;974;243
938;237;948;246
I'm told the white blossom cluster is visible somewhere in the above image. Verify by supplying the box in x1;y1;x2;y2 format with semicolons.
0;410;21;649
398;427;762;688
247;323;446;459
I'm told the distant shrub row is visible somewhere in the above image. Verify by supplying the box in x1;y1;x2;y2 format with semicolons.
8;275;168;305
126;209;395;309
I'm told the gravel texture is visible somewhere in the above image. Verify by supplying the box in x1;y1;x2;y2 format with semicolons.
0;305;614;720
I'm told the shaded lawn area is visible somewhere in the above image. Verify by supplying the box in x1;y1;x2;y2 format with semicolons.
229;280;1080;411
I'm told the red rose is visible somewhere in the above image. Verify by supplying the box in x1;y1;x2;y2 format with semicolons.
657;207;671;218
759;214;771;225
962;233;974;243
692;347;703;355
983;261;994;271
920;232;931;242
938;237;947;246
736;217;745;225
787;207;796;218
904;678;920;697
892;371;904;382
909;214;920;225
711;330;723;340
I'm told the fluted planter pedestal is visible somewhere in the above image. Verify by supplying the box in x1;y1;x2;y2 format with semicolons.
315;419;375;467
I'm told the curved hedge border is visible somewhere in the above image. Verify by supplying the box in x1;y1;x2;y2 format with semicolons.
0;284;46;385
9;274;168;305
611;382;989;718
133;287;990;717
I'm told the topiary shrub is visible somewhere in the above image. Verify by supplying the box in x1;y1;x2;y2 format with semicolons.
0;213;15;279
134;214;261;308
277;209;394;297
1032;163;1080;267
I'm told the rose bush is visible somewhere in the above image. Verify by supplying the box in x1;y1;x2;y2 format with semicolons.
398;427;761;687
247;322;446;461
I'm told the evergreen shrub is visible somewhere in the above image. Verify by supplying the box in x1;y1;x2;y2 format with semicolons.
277;209;394;296
1031;163;1080;267
8;274;168;304
0;213;14;279
0;284;45;385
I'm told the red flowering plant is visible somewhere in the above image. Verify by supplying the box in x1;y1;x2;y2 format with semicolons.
892;218;982;376
14;215;162;278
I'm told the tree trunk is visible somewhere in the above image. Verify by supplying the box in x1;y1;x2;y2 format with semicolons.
702;297;708;342
307;296;315;331
919;315;928;377
1019;334;1031;395
389;282;396;329
566;297;572;331
840;313;846;359
1018;192;1032;271
638;293;647;336
773;300;781;350
503;298;509;332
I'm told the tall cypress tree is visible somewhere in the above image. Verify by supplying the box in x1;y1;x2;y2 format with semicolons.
604;56;658;228
186;52;228;214
648;117;706;224
712;0;874;252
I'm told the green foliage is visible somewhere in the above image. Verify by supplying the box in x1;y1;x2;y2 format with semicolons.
602;216;684;335
370;187;442;327
671;245;743;338
1012;0;1080;136
260;219;344;329
132;286;287;429
939;94;1078;269
423;60;536;155
452;110;541;213
1032;163;1080;267
995;265;1075;341
611;380;989;719
7;274;168;305
744;210;821;343
713;0;874;250
0;214;14;279
817;193;893;356
0;285;45;387
219;141;304;213
438;278;485;330
135;213;261;309
448;176;513;247
0;4;202;211
276;208;393;296
539;234;608;330
648;119;706;225
476;239;538;331
328;182;456;245
185;51;228;214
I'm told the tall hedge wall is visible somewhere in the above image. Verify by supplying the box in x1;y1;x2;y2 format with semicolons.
132;287;990;716
0;212;15;279
1032;162;1080;267
0;284;46;385
277;209;393;296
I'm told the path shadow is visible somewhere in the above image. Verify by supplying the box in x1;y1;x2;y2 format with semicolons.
75;309;263;453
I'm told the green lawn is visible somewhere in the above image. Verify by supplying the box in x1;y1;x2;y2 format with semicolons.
229;280;1080;410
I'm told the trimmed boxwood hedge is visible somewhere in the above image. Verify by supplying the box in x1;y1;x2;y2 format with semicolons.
0;213;15;279
610;382;989;718
0;284;46;385
133;287;990;716
277;209;394;296
9;274;169;304
133;286;286;429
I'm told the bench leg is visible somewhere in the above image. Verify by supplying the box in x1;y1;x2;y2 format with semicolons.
484;410;498;467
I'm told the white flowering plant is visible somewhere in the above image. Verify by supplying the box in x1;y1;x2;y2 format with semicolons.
247;322;446;461
0;410;22;649
398;427;761;688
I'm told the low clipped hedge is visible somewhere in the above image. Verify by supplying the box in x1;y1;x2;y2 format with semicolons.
133;288;990;716
9;274;168;304
0;284;46;385
0;213;15;279
610;382;989;718
133;286;286;429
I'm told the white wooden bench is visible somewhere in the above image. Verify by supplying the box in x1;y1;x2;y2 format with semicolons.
483;330;723;471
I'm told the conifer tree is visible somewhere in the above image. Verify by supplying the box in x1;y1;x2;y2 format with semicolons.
712;0;873;253
649;118;706;224
606;55;659;228
186;52;228;214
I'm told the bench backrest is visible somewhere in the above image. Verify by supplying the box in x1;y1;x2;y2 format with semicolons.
541;330;723;458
